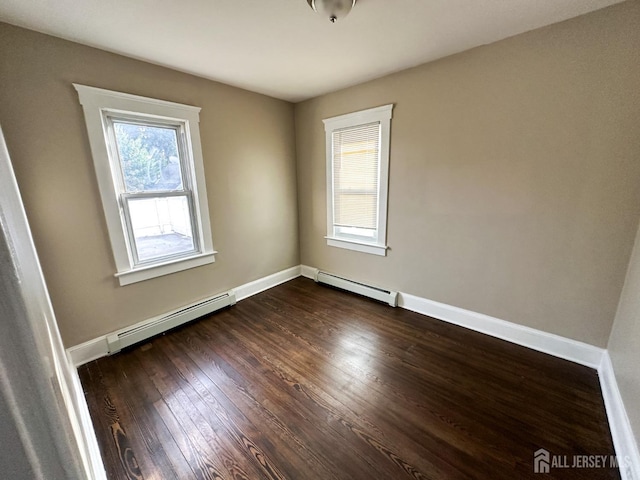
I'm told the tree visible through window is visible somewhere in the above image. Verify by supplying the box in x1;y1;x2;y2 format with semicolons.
114;122;183;192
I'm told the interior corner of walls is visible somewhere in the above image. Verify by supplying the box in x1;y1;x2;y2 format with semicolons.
300;265;318;279
233;265;301;302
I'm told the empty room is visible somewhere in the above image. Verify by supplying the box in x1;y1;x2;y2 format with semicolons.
0;0;639;479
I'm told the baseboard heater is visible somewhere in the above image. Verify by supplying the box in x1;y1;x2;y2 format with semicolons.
106;290;236;354
314;270;398;307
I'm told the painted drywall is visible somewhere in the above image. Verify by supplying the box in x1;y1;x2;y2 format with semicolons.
608;220;640;447
0;23;299;347
294;1;640;347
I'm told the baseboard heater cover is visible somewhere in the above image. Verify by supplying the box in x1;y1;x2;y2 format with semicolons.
107;290;236;353
314;270;398;307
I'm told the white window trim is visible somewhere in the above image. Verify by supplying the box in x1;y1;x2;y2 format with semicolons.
323;104;393;257
74;84;215;285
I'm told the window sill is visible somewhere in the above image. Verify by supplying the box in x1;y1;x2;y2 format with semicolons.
114;251;216;286
325;236;388;256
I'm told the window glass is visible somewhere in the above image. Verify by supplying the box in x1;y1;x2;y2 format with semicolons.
332;122;380;238
113;122;184;192
126;196;195;262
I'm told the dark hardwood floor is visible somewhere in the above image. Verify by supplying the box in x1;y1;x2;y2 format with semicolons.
79;277;619;479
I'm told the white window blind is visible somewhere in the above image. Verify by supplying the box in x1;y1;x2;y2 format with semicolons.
332;121;381;233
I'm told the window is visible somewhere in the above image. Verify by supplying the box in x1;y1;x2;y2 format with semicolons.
75;84;215;285
323;104;393;256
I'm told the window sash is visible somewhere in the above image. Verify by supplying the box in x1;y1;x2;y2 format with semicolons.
104;114;204;267
120;191;200;266
104;114;193;194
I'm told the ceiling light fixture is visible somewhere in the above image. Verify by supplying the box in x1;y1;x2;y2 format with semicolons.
307;0;357;23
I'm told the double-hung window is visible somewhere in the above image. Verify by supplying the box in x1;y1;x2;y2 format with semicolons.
323;104;393;256
75;84;215;285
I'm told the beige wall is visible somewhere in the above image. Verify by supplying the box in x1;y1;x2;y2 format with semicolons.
2;2;640;352
0;23;299;347
295;1;640;347
608;220;640;446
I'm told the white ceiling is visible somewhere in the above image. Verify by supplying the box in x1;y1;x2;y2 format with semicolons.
0;0;625;102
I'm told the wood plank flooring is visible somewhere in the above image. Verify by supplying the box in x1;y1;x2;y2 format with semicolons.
79;277;619;479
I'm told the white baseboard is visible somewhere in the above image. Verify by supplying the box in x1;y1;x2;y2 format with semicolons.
67;337;109;367
301;265;318;279
398;292;604;369
67;262;636;480
65;354;107;479
599;352;640;480
233;265;301;301
300;265;603;368
69;262;606;368
66;264;302;366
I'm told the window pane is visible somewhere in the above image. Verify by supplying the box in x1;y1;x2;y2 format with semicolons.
127;196;195;262
335;226;376;238
334;193;377;229
332;122;380;231
113;122;183;192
